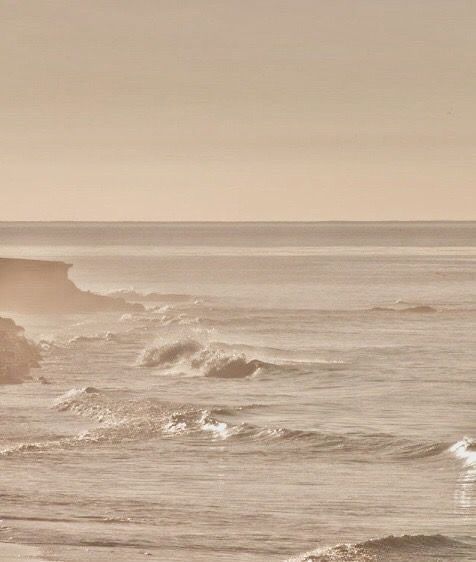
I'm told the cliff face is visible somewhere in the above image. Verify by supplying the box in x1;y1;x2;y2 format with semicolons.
0;258;143;313
0;317;40;384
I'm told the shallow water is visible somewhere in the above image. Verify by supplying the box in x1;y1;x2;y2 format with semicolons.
0;222;475;561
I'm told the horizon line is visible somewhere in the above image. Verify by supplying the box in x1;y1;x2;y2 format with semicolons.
1;219;475;224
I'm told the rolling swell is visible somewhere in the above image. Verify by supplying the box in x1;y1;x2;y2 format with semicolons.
370;305;438;314
287;533;468;561
222;426;450;459
0;388;463;463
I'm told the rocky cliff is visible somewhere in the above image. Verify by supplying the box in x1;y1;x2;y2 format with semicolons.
0;258;143;313
0;317;40;384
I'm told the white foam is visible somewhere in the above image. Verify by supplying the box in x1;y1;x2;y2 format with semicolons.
450;438;476;466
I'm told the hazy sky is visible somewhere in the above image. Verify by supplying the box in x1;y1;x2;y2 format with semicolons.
1;0;475;221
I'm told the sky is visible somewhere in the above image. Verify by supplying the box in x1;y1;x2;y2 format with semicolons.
1;0;475;221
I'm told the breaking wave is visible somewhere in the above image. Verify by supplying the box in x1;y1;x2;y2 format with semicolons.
287;533;467;561
139;339;202;367
67;332;119;344
450;437;476;466
139;338;270;378
37;339;59;352
191;349;267;378
107;289;198;303
0;388;228;456
2;388;468;465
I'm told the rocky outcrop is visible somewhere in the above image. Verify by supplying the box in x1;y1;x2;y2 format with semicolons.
0;317;41;384
0;258;143;313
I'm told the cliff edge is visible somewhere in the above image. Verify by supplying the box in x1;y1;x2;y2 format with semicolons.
0;258;143;313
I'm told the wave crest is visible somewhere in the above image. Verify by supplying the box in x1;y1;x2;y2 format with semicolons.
191;349;265;378
3;388;471;468
53;389;450;460
68;332;118;345
370;305;437;314
139;339;202;367
108;289;196;303
288;533;465;561
139;338;269;378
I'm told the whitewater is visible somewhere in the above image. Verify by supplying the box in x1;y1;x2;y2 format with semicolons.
0;222;474;561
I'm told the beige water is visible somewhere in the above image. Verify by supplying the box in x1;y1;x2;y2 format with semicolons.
0;222;475;561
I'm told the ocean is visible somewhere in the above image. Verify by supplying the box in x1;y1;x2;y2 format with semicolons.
0;221;475;561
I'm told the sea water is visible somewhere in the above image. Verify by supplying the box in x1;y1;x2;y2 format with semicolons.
0;222;475;561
